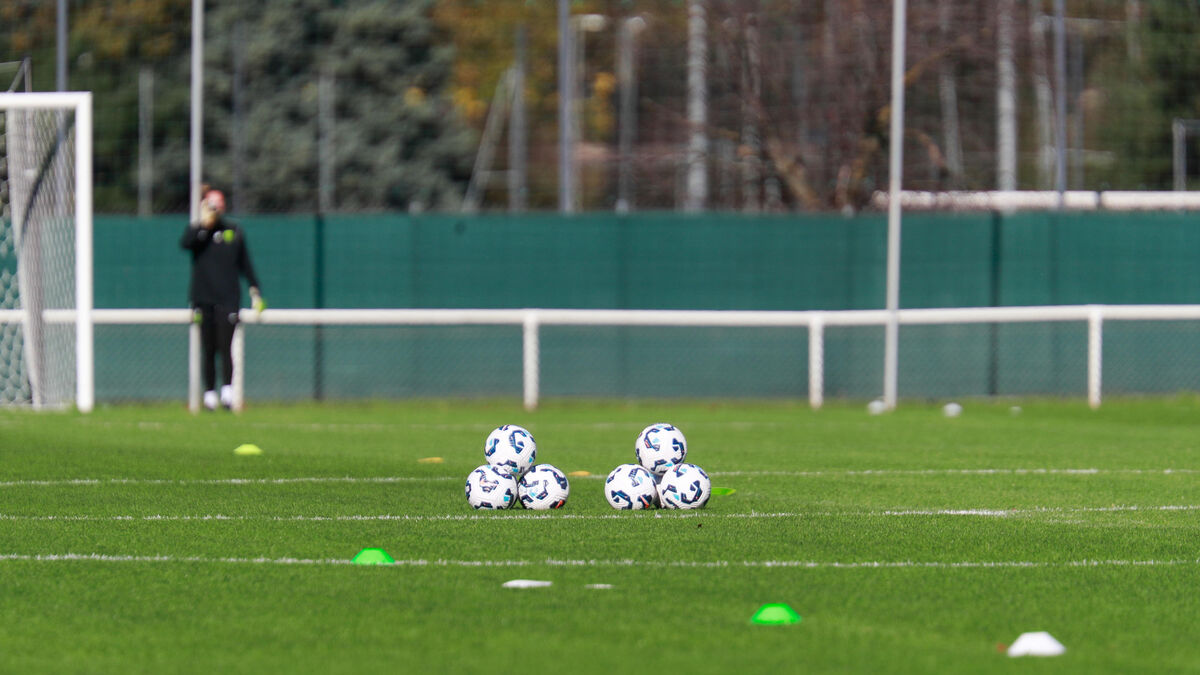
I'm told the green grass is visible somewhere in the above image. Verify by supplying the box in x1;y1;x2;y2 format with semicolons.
3;397;1200;673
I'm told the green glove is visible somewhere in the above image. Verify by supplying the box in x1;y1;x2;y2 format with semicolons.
249;287;266;315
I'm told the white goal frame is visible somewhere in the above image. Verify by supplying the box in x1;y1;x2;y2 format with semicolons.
0;92;93;412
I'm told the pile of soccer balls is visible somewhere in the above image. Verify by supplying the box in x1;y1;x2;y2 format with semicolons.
465;425;570;510
463;422;710;511
605;423;710;510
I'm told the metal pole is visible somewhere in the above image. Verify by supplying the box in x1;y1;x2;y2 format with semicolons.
883;0;907;411
190;0;204;223
996;0;1017;191
938;2;963;185
684;0;708;213
616;18;641;213
318;69;335;214
509;26;528;213
573;19;585;211
1070;29;1084;189
1174;119;1186;192
138;66;154;217
557;0;574;213
313;213;325;401
1053;0;1067;208
187;0;204;411
56;0;67;91
316;69;333;400
231;20;246;213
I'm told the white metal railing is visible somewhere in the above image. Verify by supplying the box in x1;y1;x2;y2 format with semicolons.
5;304;1200;411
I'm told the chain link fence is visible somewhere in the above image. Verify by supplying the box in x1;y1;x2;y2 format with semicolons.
0;1;1195;214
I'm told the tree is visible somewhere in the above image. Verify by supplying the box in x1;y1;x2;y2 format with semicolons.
1091;1;1200;190
203;0;475;212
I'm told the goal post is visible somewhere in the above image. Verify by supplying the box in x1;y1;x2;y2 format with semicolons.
0;92;93;412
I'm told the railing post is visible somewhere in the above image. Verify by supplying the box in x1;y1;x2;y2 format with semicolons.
809;313;824;410
1087;306;1103;409
232;322;245;413
523;310;540;411
188;319;200;413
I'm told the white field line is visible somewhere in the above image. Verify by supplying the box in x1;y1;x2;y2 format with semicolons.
0;476;458;488
712;468;1200;477
74;420;780;433
1;552;1198;570
2;504;1199;523
3;468;1199;489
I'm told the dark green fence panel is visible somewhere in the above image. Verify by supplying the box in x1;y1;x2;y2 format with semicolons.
90;211;1200;401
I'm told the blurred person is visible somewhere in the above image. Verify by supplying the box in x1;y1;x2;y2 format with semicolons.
180;187;265;410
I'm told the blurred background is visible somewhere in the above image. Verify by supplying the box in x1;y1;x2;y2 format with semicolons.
5;1;1200;405
2;0;1193;215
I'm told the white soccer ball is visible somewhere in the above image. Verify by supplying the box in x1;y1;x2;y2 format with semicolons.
943;402;962;418
604;463;659;510
658;462;711;510
465;464;517;510
484;424;537;478
867;399;887;415
518;464;570;510
635;423;687;476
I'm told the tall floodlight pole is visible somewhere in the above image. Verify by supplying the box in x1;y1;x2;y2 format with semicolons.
558;0;574;213
188;0;204;413
684;0;708;212
1053;0;1067;208
883;0;907;411
190;0;204;222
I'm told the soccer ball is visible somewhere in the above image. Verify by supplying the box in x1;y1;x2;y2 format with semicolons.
485;424;537;478
518;464;570;510
635;423;687;476
658;463;710;510
465;464;517;510
604;463;659;510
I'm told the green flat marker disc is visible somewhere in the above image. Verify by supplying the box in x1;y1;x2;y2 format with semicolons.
351;548;395;565
233;444;262;456
751;603;802;625
710;487;736;496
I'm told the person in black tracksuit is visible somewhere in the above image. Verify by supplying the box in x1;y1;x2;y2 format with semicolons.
180;189;264;410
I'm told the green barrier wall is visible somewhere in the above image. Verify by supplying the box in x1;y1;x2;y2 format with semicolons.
94;211;1200;402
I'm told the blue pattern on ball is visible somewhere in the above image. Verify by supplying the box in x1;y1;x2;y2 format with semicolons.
610;489;633;509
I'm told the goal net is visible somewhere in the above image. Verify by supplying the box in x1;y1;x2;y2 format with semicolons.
0;92;93;410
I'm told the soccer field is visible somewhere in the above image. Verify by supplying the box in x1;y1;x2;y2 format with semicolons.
2;398;1199;673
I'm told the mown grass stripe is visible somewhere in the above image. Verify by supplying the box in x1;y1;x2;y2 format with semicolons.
4;468;1200;489
2;504;1198;522
0;476;458;488
2;553;1199;569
